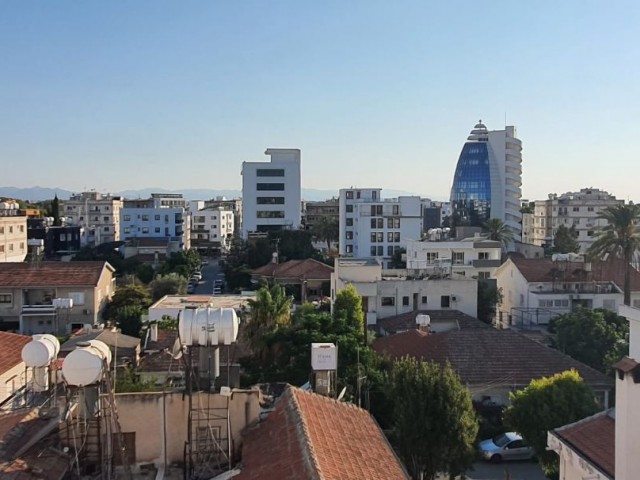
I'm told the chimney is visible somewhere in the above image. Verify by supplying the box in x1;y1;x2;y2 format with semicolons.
150;323;158;343
615;305;640;478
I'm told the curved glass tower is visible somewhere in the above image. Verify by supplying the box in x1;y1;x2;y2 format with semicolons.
450;121;523;239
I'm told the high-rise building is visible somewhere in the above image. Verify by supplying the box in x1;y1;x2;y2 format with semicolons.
450;121;523;240
241;149;301;238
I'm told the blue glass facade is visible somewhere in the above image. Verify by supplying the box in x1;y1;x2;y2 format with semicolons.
450;141;492;226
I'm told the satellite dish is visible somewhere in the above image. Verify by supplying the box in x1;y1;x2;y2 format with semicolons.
168;338;183;360
337;386;347;402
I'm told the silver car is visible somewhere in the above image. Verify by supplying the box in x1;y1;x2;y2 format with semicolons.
478;432;534;462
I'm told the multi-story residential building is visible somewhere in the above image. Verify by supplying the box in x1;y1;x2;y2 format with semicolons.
405;236;502;280
203;197;243;235
421;200;452;230
0;261;115;334
303;198;339;231
241;148;301;238
331;257;478;325
65;191;123;246
531;188;622;252
0;201;27;262
120;193;189;250
338;188;422;268
450;121;523;241
190;206;235;254
27;218;82;259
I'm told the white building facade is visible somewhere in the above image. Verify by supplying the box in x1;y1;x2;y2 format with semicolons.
65;191;124;246
241;148;301;238
338;188;423;268
190;206;235;254
0;202;27;262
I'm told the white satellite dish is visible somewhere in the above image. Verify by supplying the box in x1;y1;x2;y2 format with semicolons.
337;386;347;402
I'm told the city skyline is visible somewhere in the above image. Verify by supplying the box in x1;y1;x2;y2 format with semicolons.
2;1;639;202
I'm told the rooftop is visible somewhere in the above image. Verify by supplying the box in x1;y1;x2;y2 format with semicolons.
150;294;255;311
60;329;141;352
376;309;490;335
237;385;409;480
0;332;31;375
252;258;334;281
335;257;380;267
0;262;113;288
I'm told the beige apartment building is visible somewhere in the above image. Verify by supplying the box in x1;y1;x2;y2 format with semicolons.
0;212;28;263
64;191;123;246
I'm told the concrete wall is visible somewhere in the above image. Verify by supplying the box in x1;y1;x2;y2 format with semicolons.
0;361;26;404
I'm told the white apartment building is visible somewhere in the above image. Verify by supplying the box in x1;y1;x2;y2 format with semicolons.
120;194;189;250
405;236;502;280
190;206;235;254
338;188;423;268
0;202;27;262
241;149;301;238
531;188;622;252
65;191;124;246
331;258;478;325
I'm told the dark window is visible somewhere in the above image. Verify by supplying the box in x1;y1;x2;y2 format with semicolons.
256;183;285;191
370;246;376;255
155;214;161;220
441;296;450;308
345;231;353;240
421;295;427;304
345;244;353;253
346;204;353;213
381;297;395;306
257;211;285;218
371;219;377;229
346;218;353;226
370;232;377;243
345;191;354;199
402;296;409;306
256;168;285;177
256;224;285;232
377;246;383;256
387;246;394;256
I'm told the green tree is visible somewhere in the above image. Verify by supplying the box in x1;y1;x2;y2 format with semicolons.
552;224;580;254
311;216;339;251
477;281;503;324
333;284;365;343
149;272;188;301
483;218;514;251
588;203;640;305
50;194;62;226
387;357;478;480
112;304;145;338
504;370;598;477
158;249;201;277
551;307;628;373
103;283;152;323
245;285;294;355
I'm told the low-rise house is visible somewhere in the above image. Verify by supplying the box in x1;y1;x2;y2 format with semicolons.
331;257;478;325
373;328;614;407
0;331;31;404
496;255;640;328
236;385;409;479
252;258;333;301
0;261;115;334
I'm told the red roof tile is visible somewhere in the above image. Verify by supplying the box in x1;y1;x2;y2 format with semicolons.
552;409;615;478
377;309;490;335
252;259;334;281
237;385;409;480
0;332;30;376
373;329;614;388
0;262;113;288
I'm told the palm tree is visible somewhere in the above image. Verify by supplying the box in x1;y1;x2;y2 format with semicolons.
483;218;514;251
246;284;294;328
311;216;339;252
588;203;640;305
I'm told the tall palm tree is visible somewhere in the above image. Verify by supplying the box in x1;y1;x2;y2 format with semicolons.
311;216;339;251
588;203;640;305
246;284;293;329
483;218;514;251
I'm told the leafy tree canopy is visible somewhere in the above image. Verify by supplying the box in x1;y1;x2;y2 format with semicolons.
477;282;503;324
504;370;598;477
310;216;339;251
149;272;188;301
387;357;478;480
550;307;628;373
552;224;580;254
103;283;152;324
332;284;365;336
483;218;514;251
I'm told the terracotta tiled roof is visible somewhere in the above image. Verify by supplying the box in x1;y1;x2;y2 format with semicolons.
373;329;614;388
0;262;112;288
252;259;334;281
237;385;409;480
510;255;640;290
0;332;30;376
552;409;615;478
377;309;490;335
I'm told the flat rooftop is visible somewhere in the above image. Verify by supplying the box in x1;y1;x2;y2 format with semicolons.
150;294;256;310
336;257;380;267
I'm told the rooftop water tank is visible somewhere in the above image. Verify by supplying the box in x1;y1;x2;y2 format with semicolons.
61;340;112;386
21;334;61;368
416;314;431;326
179;308;239;346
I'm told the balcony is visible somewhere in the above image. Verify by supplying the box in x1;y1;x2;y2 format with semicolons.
472;259;501;268
533;282;617;294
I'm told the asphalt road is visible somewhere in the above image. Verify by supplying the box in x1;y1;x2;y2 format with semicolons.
193;258;224;295
437;461;546;480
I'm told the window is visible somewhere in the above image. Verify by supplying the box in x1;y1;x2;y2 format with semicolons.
402;296;409;306
256;183;285;191
387;232;394;242
387;246;394;256
345;191;354;199
371;232;377;243
478;252;489;260
421;295;427;304
478;271;490;280
394;232;400;242
19;242;24;249
345;244;353;253
155;227;161;233
426;252;438;264
538;299;554;307
257;211;285;218
155;215;161;221
0;245;3;253
346;218;353;227
377;218;384;228
256;168;285;177
372;191;377;200
0;294;12;304
8;226;13;233
142;227;150;234
587;230;594;237
257;197;285;205
123;215;131;221
573;207;580;212
103;226;109;232
452;252;464;265
370;246;377;255
103;216;109;221
345;231;353;240
554;299;569;307
381;297;395;306
124;227;131;234
371;218;377;229
68;292;85;306
142;215;149;221
587;207;594;212
9;244;14;251
387;217;400;229
19;225;24;233
346;204;353;213
377;246;383;256
370;205;383;216
377;232;384;242
441;296;450;308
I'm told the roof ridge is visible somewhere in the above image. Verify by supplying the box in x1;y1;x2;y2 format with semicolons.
553;407;615;434
287;387;323;480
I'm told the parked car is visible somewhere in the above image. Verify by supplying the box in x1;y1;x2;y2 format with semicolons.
191;272;203;281
478;432;534;462
213;287;222;295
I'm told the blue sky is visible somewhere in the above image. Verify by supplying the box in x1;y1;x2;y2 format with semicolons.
1;1;639;201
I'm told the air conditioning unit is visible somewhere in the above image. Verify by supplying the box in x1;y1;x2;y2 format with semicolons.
451;295;457;302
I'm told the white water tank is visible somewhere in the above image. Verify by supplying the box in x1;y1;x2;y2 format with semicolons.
178;308;239;346
62;340;112;386
416;314;431;327
22;334;60;367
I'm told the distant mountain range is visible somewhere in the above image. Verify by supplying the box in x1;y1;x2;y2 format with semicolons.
0;186;442;203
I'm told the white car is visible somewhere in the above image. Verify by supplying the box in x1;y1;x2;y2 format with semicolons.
478;432;534;462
